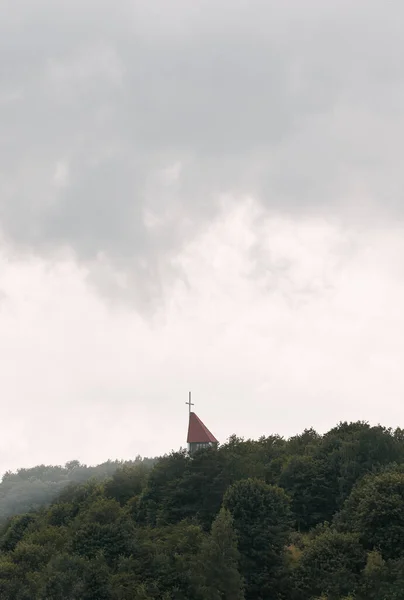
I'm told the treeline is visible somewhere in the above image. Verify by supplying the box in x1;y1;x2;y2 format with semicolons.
0;456;157;522
1;422;404;598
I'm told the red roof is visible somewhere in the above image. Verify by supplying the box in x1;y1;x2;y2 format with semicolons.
187;412;218;444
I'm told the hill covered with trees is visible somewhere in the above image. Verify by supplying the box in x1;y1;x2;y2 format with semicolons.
0;456;157;523
1;421;404;598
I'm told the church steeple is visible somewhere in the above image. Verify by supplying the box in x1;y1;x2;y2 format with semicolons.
186;392;218;454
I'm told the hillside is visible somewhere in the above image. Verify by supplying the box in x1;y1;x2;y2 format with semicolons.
0;456;157;523
1;422;404;598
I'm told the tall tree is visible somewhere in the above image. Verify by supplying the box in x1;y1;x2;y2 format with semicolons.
278;455;336;529
336;470;404;559
195;508;244;600
223;478;291;600
295;529;366;599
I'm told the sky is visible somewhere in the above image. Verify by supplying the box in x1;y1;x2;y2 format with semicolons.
1;1;404;474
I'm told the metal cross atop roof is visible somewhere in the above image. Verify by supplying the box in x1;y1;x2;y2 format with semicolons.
185;391;194;415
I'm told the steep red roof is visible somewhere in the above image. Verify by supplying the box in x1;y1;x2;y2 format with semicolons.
187;412;218;444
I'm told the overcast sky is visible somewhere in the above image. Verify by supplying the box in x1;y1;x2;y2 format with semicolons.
1;1;404;474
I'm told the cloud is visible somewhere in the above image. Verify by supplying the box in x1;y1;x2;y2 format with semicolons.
0;198;404;473
1;0;404;310
2;1;404;474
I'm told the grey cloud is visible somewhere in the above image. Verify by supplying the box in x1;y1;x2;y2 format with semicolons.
1;0;404;306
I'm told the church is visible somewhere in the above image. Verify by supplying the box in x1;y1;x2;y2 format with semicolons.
186;393;218;454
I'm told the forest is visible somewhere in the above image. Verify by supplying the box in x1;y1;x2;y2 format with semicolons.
0;457;157;523
1;421;404;599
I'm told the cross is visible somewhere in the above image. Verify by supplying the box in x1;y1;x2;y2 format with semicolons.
186;391;194;415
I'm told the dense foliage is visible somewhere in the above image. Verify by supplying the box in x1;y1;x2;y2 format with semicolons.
0;457;157;522
2;422;404;598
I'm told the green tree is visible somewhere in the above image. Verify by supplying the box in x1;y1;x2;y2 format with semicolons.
336;470;404;559
279;455;336;529
296;529;366;599
285;428;321;456
81;557;111;600
223;478;292;600
319;422;403;508
378;557;404;599
0;513;36;552
39;553;87;599
358;550;387;600
195;508;244;600
136;452;190;526
105;464;149;506
0;558;20;599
